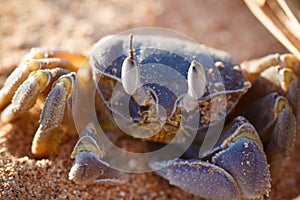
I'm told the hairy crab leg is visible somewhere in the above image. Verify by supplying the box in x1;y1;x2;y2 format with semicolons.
0;48;85;110
19;48;86;69
1;68;69;122
0;58;73;111
0;49;87;158
0;59;41;110
150;117;271;200
31;73;76;158
241;53;300;81
241;53;300;130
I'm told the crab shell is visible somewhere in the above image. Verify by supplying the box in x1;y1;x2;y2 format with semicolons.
89;35;250;143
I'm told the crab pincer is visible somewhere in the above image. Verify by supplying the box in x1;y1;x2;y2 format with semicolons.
151;117;271;200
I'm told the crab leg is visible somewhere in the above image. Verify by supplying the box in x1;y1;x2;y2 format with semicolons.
244;0;300;57
152;159;240;199
31;73;76;158
241;53;300;128
1;68;69;122
150;117;270;199
241;53;300;81
20;48;86;70
0;60;73;111
0;48;86;110
0;59;41;110
239;54;299;184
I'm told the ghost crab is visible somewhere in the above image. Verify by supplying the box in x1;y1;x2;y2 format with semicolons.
0;31;299;200
0;7;300;200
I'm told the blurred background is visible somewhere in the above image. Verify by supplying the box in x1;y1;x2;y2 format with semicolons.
0;0;286;66
0;0;299;199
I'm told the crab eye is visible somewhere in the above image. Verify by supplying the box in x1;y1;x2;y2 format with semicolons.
182;60;207;112
187;60;206;100
121;56;141;95
121;34;140;95
121;34;154;107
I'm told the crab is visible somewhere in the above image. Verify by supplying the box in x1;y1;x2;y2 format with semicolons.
1;3;300;200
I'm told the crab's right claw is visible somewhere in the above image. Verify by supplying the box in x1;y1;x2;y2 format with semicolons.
151;159;240;200
69;123;126;184
150;117;271;200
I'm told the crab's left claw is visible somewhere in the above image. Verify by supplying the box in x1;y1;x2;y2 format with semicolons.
151;117;271;200
69;123;126;184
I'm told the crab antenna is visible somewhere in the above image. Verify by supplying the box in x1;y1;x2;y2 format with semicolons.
183;60;206;111
129;33;134;59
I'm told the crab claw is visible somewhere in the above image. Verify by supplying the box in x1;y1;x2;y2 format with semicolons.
151;117;271;200
151;159;240;200
69;151;125;184
69;123;126;184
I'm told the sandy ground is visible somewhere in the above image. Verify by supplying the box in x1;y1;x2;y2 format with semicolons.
0;0;299;199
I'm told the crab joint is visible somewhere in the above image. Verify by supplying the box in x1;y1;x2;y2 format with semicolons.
71;134;104;159
183;60;206;112
280;54;300;73
275;96;288;113
278;67;293;92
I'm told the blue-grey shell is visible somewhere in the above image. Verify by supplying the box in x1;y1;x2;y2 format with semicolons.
90;35;248;125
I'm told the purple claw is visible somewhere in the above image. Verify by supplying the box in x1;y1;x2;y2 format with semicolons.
69;151;127;184
151;117;271;200
151;159;240;200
